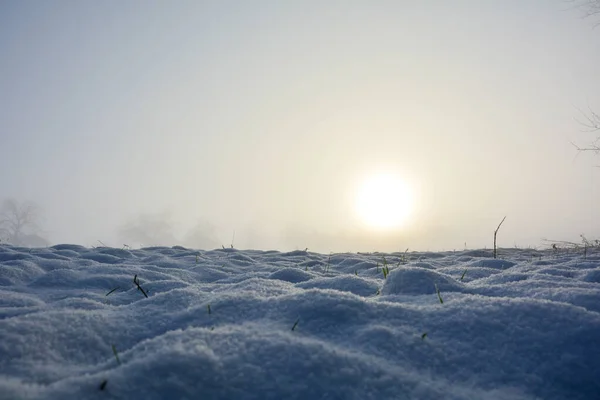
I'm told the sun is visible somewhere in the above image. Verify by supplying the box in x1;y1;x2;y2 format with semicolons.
354;173;414;230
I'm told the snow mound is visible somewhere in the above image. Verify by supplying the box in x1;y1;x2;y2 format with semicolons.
581;268;600;283
467;259;517;270
268;268;313;283
296;275;379;297
381;267;465;296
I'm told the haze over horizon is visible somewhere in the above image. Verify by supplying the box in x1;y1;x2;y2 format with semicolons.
1;1;600;252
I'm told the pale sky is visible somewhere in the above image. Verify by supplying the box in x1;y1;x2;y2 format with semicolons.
1;0;599;252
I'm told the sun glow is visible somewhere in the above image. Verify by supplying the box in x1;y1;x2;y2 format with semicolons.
354;173;414;230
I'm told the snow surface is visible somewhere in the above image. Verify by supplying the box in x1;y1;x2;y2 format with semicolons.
1;245;599;400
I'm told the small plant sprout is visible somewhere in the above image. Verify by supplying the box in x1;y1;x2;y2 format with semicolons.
435;284;444;304
382;265;390;279
421;332;428;340
111;344;121;365
581;234;591;259
355;270;358;276
380;256;390;278
376;288;381;296
493;216;506;259
460;269;468;281
207;304;211;315
291;318;300;331
401;248;409;263
105;287;120;296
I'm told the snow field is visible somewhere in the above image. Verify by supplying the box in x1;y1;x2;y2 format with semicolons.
0;245;599;400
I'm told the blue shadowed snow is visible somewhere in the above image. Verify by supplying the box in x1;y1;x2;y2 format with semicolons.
0;245;599;400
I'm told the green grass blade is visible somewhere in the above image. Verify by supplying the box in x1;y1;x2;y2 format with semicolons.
291;318;300;331
111;344;121;365
435;284;444;304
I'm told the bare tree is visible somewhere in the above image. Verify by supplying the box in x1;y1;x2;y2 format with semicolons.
568;0;600;24
572;106;600;154
118;213;178;247
182;220;219;249
0;198;49;246
566;1;600;153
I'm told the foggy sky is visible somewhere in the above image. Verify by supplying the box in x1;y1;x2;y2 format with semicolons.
1;0;599;252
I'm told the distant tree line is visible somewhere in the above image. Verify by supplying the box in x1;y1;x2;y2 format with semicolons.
118;213;219;249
